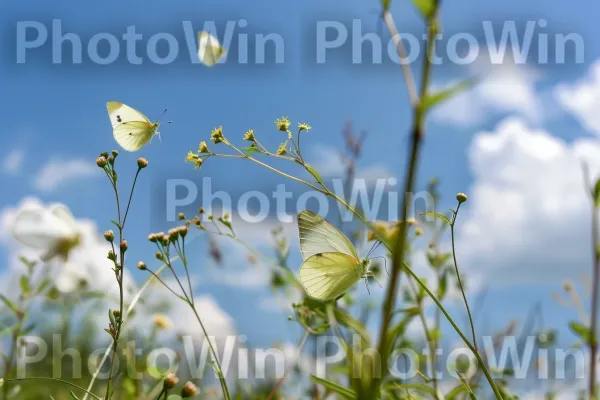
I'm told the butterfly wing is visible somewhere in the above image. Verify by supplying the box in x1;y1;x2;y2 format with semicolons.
298;210;360;261
106;101;151;128
113;121;156;152
197;31;226;66
299;252;362;301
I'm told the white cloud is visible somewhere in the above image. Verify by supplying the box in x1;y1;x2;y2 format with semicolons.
33;159;100;192
2;150;24;175
457;117;600;285
309;146;394;182
555;59;600;136
432;57;542;128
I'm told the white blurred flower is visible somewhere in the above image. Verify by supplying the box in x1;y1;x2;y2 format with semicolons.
11;202;81;263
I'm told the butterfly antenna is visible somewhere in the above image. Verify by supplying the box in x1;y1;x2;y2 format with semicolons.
367;240;383;258
371;256;389;277
156;108;169;124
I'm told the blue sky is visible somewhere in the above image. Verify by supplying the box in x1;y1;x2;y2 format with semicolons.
1;0;600;393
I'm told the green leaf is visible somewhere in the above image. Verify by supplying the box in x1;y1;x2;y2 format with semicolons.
594;179;600;207
410;0;435;19
111;220;122;229
422;79;476;114
457;373;477;399
0;294;20;315
242;145;261;156
445;383;479;399
19;275;30;296
569;321;593;344
421;212;451;225
437;271;448;299
304;163;324;185
388;382;437;395
36;278;51;295
310;376;357;399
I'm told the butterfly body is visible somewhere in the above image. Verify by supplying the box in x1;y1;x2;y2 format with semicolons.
298;210;374;301
107;101;160;151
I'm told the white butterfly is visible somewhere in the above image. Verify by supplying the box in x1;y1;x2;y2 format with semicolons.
298;210;378;301
107;101;163;152
197;31;226;66
12;203;81;262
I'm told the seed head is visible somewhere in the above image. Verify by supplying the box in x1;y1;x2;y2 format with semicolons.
181;381;198;398
164;373;179;389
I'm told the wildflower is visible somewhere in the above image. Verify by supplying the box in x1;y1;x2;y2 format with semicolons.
11;203;83;263
275;117;291;132
152;314;172;329
298;122;312;132
137;157;148;169
198;141;210;153
210;126;224;144
185;152;203;169
456;193;468;203
164;373;179;389
104;230;114;242
137;261;147;270
243;129;255;141
276;141;288;155
96;156;108;168
181;381;198;398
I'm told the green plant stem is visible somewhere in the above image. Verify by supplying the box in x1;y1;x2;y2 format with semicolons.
265;330;310;400
590;194;599;400
450;202;478;353
2;313;24;400
5;378;103;400
406;279;438;398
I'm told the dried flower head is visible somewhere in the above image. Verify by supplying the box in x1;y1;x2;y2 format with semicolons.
243;129;255;141
276;141;288;155
137;157;148;169
298;122;312;132
181;381;198;398
198;141;210;153
275;117;291;132
211;126;224;144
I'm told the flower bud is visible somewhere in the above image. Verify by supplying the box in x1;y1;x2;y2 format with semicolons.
137;261;147;270
120;240;128;251
276;141;288;155
181;381;198;398
148;233;157;242
168;228;180;240
104;230;114;242
155;251;164;261
210;126;224;144
107;250;117;261
178;225;188;238
178;212;186;221
164;373;179;389
137;157;148;169
162;235;171;246
107;155;115;165
111;150;119;158
198;207;205;214
456;193;468;203
96;156;108;168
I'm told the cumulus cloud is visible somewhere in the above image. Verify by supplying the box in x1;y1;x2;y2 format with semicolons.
33;159;100;192
456;117;600;285
432;57;543;128
2;149;24;175
555;59;600;136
